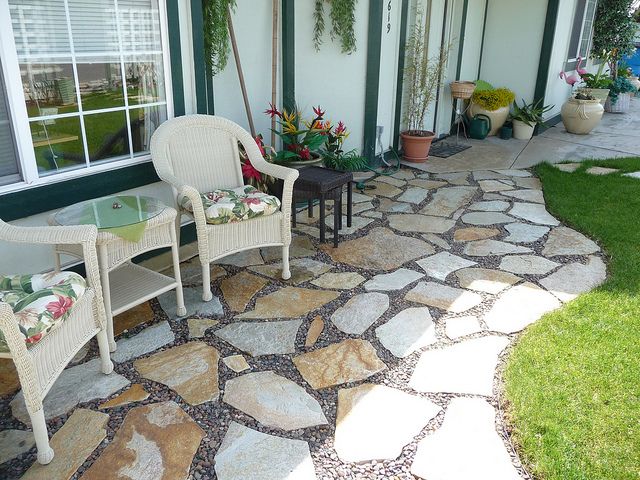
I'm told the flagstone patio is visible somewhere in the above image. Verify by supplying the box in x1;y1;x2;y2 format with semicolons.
0;165;609;480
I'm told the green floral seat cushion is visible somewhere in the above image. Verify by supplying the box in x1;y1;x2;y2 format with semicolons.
0;272;87;353
181;185;281;225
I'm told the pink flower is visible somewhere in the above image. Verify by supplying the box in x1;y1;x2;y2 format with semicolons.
335;121;347;135
241;197;262;205
242;162;262;181
299;147;311;160
264;103;282;118
26;333;43;345
313;105;325;118
46;295;73;320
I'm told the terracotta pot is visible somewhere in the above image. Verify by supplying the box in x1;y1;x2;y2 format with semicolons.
400;131;435;163
560;97;604;134
512;119;535;140
467;103;509;136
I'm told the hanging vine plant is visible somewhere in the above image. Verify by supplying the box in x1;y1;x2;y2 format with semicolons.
313;0;357;54
203;0;236;75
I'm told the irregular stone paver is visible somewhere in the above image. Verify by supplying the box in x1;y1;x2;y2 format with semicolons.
215;422;316;480
397;187;430;204
453;227;500;242
495;169;532;177
455;268;521;294
176;261;226;286
223;355;250;373
311;272;365;289
409;336;510;395
335;384;441;463
500;189;545;203
11;358;130;424
388;213;456;234
473;170;510;181
463;239;532;257
435;172;470;185
405;281;482;313
260;235;316;262
460;211;513;226
623;171;640;179
484;282;561;333
391;169;416;180
215;320;302;356
221;271;269;311
364;268;424;291
21;409;109;480
513;176;542;189
134;342;220;405
366;181;403;198
293;339;386;390
250;258;332;286
445;315;482;339
555;162;581;172
71;343;89;364
82;402;205;480
112;321;175;363
158;286;223;320
419;186;477;217
483;192;509;201
408;179;448;189
99;384;150;409
375;175;406;187
361;210;383;219
324;215;373;235
411;398;521;480
293;224;321;239
478;180;514;192
224;371;328;430
331;292;389;335
540;256;606;301
216;249;264;267
375;307;437;358
0;429;34;465
468;200;510;212
321;227;434;271
422;232;451;250
417;252;477;280
377;198;413;213
542;226;600;257
509;203;560;226
499;255;560;275
237;287;339;319
113;301;155;335
586;166;619;175
187;318;219;338
0;358;20;397
504;222;550;243
305;316;325;347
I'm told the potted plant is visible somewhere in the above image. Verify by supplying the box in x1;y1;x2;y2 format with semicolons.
604;76;636;113
500;121;513;140
560;92;604;134
467;87;515;136
578;52;613;105
400;10;450;162
321;121;368;171
510;99;554;140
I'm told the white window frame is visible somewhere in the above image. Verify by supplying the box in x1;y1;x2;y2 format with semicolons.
566;0;598;70
0;0;174;195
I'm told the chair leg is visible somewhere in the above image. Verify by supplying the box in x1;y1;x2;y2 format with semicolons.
202;263;213;302
282;246;291;280
96;330;114;375
31;409;54;465
170;228;187;317
98;246;116;353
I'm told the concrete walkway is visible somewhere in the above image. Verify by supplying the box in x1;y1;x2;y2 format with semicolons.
406;97;640;173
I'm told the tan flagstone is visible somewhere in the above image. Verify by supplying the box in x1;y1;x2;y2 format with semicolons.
416;252;477;281
365;181;403;198
221;271;269;312
377;198;413;213
586;166;619;175
405;281;482;313
222;355;250;373
455;268;521;294
398;187;430;204
187;318;219;338
453;227;500;242
113;301;154;335
99;384;150;409
460;211;514;226
422;233;451;250
392;169;417;180
463;239;532;256
21;409;108;480
321;227;434;271
500;189;545;203
215;320;302;356
408;178;448;189
509;203;560;226
542;226;600;257
0;429;34;465
539;256;607;302
331;293;389;334
134;342;220;405
499;255;560;275
236;287;339;319
419;186;477;217
478;180;514;192
435;172;470;185
388;213;456;234
375;175;406;187
293;339;386;390
555;162;581;172
0;358;19;397
260;235;316;262
375;307;437;358
305;316;325;347
82;401;205;480
513;176;542;189
216;249;264;267
311;271;365;289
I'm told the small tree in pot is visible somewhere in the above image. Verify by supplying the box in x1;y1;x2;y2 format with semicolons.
401;11;450;162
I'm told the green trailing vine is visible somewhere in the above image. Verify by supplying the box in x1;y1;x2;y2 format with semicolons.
203;0;236;75
313;0;357;54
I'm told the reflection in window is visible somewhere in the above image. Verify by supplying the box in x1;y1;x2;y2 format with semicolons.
30;116;85;175
21;63;77;117
77;62;125;111
84;111;130;162
125;57;165;105
130;105;166;154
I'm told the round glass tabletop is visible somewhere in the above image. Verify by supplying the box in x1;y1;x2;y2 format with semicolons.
54;195;165;229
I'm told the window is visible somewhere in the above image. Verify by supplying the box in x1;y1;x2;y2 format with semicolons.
566;0;598;70
0;0;170;188
0;59;21;186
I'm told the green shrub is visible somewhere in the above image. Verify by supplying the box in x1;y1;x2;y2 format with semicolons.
471;88;515;111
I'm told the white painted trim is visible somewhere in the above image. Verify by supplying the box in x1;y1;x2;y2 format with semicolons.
179;0;197;114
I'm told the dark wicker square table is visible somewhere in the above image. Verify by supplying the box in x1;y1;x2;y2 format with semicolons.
292;166;354;247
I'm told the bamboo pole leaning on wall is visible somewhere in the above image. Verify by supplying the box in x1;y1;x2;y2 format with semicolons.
271;0;279;147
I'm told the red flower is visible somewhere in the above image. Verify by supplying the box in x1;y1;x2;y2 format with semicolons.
242;162;262;181
313;105;325;118
46;295;73;320
335;121;346;135
254;135;266;157
26;333;43;345
299;147;311;160
264;103;282;118
241;196;262;205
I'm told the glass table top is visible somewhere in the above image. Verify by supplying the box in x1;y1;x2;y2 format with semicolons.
55;195;165;229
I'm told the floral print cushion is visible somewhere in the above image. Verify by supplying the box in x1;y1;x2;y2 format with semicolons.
181;185;281;225
0;272;87;353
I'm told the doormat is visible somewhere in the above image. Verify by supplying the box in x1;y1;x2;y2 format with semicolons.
430;142;471;158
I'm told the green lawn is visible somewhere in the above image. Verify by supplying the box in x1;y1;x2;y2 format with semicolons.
504;158;640;480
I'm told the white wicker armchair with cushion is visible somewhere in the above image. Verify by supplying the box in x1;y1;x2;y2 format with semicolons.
150;115;299;301
0;218;113;465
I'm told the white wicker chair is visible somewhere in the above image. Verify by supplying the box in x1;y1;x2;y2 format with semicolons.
150;115;299;301
0;219;113;465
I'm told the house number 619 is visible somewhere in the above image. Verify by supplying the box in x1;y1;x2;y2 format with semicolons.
387;0;392;34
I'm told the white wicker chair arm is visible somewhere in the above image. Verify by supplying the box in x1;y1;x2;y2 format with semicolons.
0;220;98;246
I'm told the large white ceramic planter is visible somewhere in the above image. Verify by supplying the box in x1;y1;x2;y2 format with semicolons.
512;120;535;140
467;103;509;136
560;98;604;135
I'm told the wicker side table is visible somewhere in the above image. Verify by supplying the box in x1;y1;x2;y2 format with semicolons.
49;195;186;351
292;166;354;247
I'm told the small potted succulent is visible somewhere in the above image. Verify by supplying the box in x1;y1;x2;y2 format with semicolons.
560;92;604;135
510;99;554;140
467;85;515;136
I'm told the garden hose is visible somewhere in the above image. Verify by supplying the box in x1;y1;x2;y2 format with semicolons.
355;147;402;192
